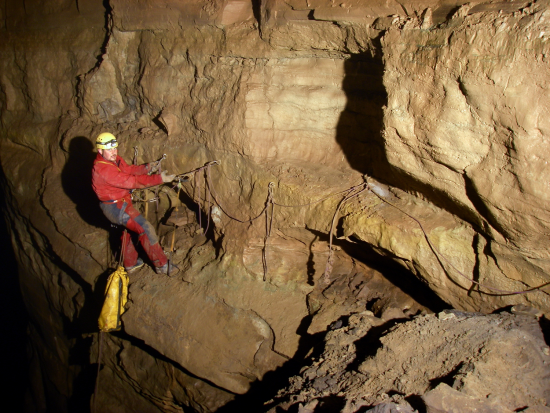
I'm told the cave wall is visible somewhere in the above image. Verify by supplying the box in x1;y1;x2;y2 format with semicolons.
1;0;550;411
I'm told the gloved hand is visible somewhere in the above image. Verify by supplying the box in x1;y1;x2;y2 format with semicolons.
161;170;176;183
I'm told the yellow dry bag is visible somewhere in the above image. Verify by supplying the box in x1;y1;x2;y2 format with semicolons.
98;266;129;332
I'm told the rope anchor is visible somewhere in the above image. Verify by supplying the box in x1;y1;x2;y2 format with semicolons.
174;164;548;295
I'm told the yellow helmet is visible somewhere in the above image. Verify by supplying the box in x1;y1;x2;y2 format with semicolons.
96;132;118;150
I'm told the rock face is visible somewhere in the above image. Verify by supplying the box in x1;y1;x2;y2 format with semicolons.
1;0;550;412
268;310;550;412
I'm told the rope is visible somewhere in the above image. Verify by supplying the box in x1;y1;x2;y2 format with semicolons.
363;176;550;296
206;165;268;223
273;186;363;208
93;230;126;412
118;230;127;267
262;183;275;281
195;170;202;231
205;176;211;235
92;331;105;413
176;162;549;295
323;184;368;284
175;160;219;180
203;165;366;281
186;162;222;234
153;155;165;225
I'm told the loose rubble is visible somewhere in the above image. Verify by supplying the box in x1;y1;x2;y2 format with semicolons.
267;309;550;413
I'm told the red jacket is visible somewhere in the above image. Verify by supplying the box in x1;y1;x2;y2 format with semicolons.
92;153;163;202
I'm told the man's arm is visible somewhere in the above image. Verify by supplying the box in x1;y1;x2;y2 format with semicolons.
117;156;150;175
98;161;163;190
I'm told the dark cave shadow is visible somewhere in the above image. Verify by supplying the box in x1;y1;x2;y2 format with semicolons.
354;397;426;413
346;317;407;372
1;140;117;412
67;336;95;413
111;330;232;391
335;47;492;242
541;316;550;346
405;395;427;413
305;234;318;286
0;166;29;411
212;219;450;411
306;227;450;313
335;47;387;179
494;306;550;347
68;329;240;412
215;314;328;413
462;173;508;238
214;220;451;411
66;266;126;413
69;267;119;337
282;395;347;413
467;233;482;297
60;135;109;229
59;135;128;330
428;362;464;389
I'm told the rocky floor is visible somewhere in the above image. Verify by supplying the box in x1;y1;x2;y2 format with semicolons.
3;2;550;412
265;307;550;413
96;211;550;413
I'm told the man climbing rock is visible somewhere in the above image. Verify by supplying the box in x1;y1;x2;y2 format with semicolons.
92;132;178;275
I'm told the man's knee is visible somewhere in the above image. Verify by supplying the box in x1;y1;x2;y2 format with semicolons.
134;215;159;245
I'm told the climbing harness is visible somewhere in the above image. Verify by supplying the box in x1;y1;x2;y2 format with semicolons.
131;193;159;204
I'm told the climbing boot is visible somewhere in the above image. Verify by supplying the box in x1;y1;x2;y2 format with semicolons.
125;258;144;273
155;262;179;276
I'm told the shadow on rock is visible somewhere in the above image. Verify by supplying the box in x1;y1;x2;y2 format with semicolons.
0;166;29;412
61;136;108;229
335;48;388;179
66;267;127;412
335;47;488;232
67;336;96;413
541;315;550;346
346;318;407;373
216;314;327;413
307;227;450;314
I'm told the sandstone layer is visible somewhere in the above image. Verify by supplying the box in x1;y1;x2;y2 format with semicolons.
1;0;550;412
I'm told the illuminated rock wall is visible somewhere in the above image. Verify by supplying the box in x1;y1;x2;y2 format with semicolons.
1;0;549;411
